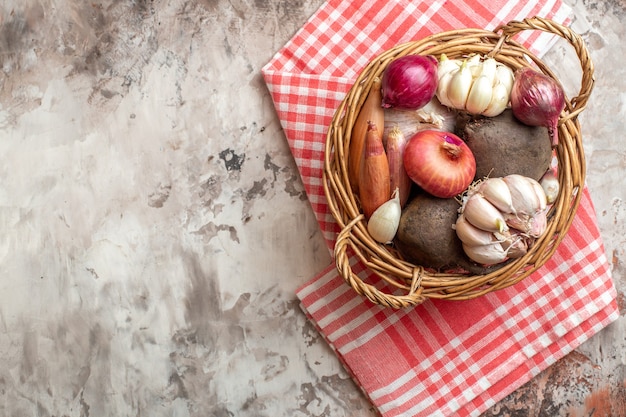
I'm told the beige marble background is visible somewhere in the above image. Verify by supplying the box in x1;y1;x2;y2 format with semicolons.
0;0;624;416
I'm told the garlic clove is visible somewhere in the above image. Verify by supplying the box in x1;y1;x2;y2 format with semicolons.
462;242;508;265
462;193;509;233
495;64;515;92
437;54;461;82
436;70;456;108
367;188;401;243
447;61;472;110
540;169;559;204
465;75;493;115
503;174;542;216
481;83;510;117
528;178;548;212
480;57;498;85
466;54;482;77
454;214;498;246
479;177;514;214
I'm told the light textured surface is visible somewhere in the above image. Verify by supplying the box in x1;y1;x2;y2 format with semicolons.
0;1;623;416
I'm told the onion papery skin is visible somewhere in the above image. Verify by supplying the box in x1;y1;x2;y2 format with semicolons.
510;67;565;146
381;55;438;110
403;130;476;198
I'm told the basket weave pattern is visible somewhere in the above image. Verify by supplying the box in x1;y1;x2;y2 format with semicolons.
323;17;595;308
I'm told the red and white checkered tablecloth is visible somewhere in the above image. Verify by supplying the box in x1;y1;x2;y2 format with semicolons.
262;1;619;416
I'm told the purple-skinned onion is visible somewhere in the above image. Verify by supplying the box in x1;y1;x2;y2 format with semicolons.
381;55;438;110
510;67;565;147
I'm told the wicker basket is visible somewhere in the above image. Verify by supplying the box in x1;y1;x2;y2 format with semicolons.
323;17;595;308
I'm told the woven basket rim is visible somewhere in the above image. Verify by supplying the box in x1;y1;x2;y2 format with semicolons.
323;17;594;309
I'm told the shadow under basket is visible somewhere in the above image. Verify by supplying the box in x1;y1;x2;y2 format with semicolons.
323;17;595;309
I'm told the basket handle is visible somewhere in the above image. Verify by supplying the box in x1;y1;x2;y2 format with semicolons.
334;215;425;309
495;16;595;120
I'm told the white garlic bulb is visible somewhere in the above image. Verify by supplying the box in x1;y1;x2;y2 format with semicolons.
436;54;514;117
455;175;549;265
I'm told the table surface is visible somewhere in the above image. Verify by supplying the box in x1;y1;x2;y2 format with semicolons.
1;0;624;416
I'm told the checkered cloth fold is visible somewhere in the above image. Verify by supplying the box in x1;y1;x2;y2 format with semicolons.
262;1;619;415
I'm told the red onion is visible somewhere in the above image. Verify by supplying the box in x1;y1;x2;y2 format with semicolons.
381;55;438;110
403;130;476;198
510;67;565;147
